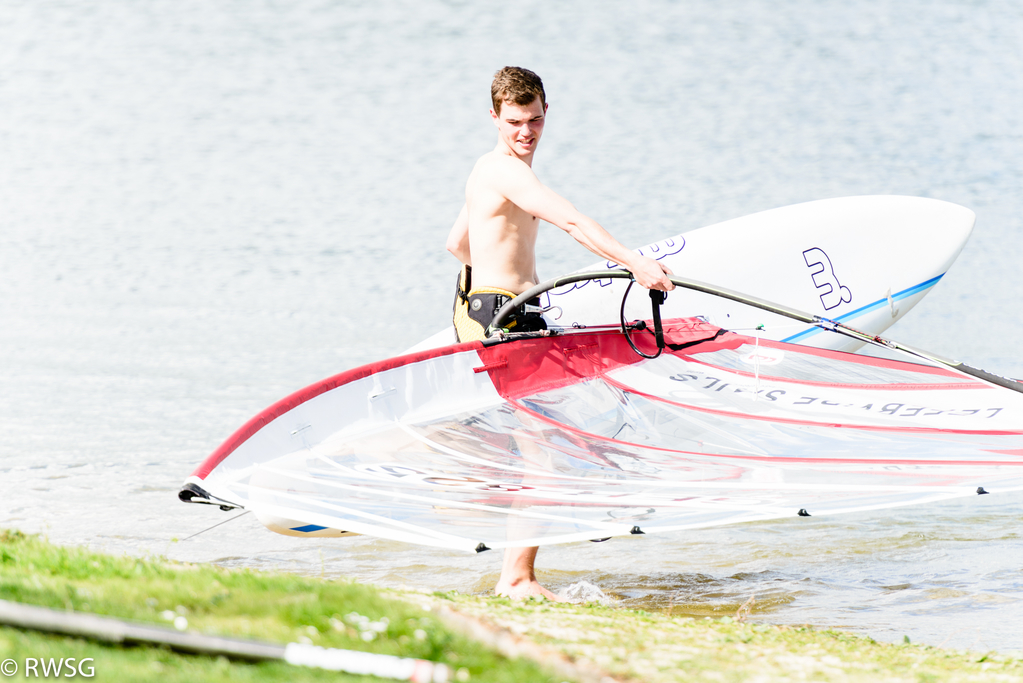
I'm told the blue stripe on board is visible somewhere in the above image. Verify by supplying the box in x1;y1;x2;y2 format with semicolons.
781;274;944;344
290;524;328;533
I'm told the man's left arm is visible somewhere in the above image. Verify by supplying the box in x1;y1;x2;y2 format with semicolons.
500;166;673;291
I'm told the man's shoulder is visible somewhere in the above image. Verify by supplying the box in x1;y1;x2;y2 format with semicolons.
471;151;535;186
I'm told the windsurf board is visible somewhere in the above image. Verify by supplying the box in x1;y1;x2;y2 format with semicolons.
409;195;974;353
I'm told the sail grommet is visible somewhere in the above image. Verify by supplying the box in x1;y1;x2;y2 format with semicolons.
630;526;645;535
798;509;811;517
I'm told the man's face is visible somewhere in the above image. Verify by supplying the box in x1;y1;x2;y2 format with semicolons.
491;98;547;158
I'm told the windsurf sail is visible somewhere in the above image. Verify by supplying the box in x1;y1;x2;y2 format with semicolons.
182;280;1023;551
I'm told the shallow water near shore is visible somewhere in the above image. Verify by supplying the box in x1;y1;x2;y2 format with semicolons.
2;0;1023;653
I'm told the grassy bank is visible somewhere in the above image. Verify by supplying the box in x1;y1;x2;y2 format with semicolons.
3;529;1022;683
0;530;552;682
413;591;1023;683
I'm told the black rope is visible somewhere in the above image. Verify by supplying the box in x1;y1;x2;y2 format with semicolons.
620;281;727;359
620;280;666;359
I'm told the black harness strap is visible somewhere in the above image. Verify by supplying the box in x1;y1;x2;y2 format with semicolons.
456;264;472;304
649;289;665;350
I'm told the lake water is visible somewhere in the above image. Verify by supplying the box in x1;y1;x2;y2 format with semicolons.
2;0;1022;653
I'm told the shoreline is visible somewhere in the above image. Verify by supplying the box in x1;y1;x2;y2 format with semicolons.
2;530;1021;682
408;589;1023;683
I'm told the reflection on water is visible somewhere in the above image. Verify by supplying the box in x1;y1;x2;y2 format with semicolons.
2;0;1023;654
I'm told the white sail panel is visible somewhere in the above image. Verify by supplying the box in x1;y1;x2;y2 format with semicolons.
183;320;1023;550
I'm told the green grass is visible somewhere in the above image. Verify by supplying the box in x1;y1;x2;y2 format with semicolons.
0;530;557;682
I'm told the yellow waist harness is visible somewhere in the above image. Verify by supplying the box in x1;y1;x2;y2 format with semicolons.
452;265;548;342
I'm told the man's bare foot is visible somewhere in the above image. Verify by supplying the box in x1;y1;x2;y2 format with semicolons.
495;546;562;601
495;577;560;601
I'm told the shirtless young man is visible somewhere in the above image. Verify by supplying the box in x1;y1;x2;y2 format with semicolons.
446;66;674;600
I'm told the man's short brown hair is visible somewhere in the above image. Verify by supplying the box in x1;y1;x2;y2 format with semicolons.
491;67;546;115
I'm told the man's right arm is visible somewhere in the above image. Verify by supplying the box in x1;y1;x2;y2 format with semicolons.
446;204;471;265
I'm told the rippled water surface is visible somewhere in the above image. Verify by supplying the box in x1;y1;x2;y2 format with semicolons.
2;0;1022;652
